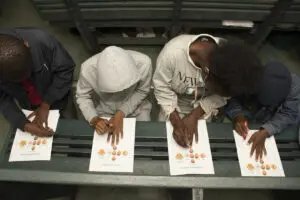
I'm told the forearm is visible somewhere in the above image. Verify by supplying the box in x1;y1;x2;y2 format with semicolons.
224;98;244;119
190;106;205;120
261;113;298;135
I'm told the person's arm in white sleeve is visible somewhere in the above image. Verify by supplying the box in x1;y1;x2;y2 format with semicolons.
118;51;152;116
153;52;179;117
199;95;229;115
76;68;98;123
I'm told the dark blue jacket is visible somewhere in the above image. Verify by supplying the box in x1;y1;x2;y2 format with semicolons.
226;74;300;135
0;28;75;130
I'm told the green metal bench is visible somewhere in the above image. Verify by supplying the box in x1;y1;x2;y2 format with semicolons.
30;0;300;53
0;119;299;192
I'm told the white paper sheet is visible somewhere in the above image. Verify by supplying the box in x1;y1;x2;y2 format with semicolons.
234;130;285;177
89;118;136;172
166;120;215;176
9;109;59;162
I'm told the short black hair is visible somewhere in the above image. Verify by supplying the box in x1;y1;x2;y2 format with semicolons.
0;34;31;81
208;38;264;96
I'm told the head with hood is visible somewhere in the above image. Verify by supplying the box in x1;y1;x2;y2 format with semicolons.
96;46;141;93
0;34;32;82
189;34;218;71
258;62;291;107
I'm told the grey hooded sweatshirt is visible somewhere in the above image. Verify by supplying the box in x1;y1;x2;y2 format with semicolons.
76;46;152;122
153;34;228;120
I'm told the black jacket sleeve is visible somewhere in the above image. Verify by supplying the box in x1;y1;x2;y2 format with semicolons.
42;32;75;105
0;90;30;130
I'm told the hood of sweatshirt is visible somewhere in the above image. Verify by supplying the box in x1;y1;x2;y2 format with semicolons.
96;46;141;93
187;33;221;70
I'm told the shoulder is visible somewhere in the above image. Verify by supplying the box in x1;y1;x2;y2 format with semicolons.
127;50;151;66
157;34;194;62
80;53;99;78
127;50;152;77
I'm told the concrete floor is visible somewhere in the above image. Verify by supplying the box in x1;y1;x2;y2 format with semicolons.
0;0;299;199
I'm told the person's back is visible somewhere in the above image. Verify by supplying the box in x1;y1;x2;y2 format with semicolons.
0;28;75;137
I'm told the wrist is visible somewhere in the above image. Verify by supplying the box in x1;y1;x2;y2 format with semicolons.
40;102;50;110
191;106;205;119
234;114;246;122
261;129;270;138
90;116;99;125
116;110;125;118
24;123;31;132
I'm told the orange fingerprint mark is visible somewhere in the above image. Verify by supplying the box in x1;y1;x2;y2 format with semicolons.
42;139;47;145
271;164;277;170
123;150;128;156
200;153;206;159
175;153;183;160
98;149;105;156
31;146;36;151
112;151;116;156
260;160;264;164
191;159;195;164
262;170;267;176
195;153;199;159
261;165;265;170
112;156;116;161
190;153;194;158
19;140;27;147
247;163;254;170
266;164;270;170
37;140;41;145
117;150;121;156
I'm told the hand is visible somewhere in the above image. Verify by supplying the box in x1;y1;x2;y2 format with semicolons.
170;110;190;148
28;102;50;128
90;117;110;134
248;129;269;161
24;122;54;137
182;112;199;145
233;114;248;139
107;110;124;146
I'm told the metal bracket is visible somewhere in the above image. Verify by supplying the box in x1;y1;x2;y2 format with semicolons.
170;0;183;38
249;0;294;49
63;0;98;54
192;188;204;200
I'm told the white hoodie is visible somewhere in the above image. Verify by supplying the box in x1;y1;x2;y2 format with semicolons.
76;46;152;122
153;34;228;119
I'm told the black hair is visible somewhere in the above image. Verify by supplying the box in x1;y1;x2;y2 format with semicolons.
208;38;264;96
0;34;31;81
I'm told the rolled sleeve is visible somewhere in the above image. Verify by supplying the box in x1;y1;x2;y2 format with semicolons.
261;123;277;136
224;98;244;120
199;95;228;114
